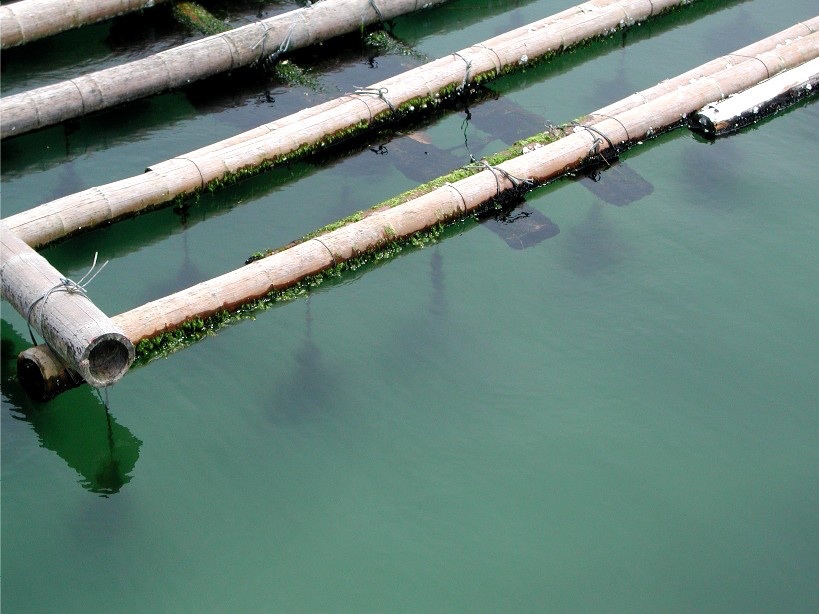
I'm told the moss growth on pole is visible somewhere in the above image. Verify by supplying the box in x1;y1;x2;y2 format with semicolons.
172;1;230;35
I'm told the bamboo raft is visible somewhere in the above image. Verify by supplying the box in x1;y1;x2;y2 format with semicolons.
9;18;818;399
1;0;817;399
7;0;807;249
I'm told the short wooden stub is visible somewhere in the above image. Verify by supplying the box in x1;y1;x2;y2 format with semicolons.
693;56;819;137
0;223;134;391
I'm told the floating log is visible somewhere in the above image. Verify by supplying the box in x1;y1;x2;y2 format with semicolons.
7;1;810;249
1;222;134;396
0;0;169;49
692;56;819;137
18;18;819;399
0;0;452;138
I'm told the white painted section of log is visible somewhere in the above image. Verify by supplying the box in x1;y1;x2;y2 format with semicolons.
17;18;819;398
694;56;819;135
6;0;790;249
1;223;134;388
0;0;169;49
0;0;451;137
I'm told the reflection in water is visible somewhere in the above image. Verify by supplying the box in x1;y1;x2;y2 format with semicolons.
561;203;626;276
1;320;142;496
142;210;205;302
267;297;339;425
430;248;447;318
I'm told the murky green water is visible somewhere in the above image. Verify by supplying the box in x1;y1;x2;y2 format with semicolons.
2;1;817;611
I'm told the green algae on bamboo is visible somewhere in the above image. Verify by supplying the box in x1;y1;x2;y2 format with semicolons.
172;1;229;35
134;223;450;363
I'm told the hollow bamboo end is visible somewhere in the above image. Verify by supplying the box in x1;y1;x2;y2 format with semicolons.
80;333;135;388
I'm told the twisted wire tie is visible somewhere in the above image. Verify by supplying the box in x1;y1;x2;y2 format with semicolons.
444;182;468;213
572;123;617;167
453;51;472;89
368;0;384;22
252;21;296;62
467;159;533;196
588;113;631;143
26;252;109;380
354;86;395;112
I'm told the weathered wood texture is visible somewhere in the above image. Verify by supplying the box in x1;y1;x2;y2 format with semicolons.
18;18;819;399
0;0;169;49
693;56;819;136
0;0;451;138
1;222;134;390
4;0;770;248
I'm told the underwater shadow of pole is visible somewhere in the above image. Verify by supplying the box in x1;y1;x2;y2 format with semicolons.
2;319;142;496
265;296;341;426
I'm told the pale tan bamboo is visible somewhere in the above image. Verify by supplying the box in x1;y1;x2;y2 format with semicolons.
0;0;170;49
18;20;819;399
4;0;759;248
1;222;134;391
693;56;819;136
0;0;451;138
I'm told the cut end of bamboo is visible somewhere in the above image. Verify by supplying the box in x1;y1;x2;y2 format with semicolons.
16;332;134;401
17;346;78;402
82;331;135;388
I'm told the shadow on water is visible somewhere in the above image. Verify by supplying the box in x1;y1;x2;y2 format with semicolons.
391;0;542;45
265;296;341;426
1;319;142;496
560;202;627;277
141;208;207;302
580;161;654;207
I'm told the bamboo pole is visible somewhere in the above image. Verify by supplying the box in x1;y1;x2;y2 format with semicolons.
0;0;451;138
0;0;170;49
692;56;819;137
17;19;819;399
1;222;134;395
8;1;804;249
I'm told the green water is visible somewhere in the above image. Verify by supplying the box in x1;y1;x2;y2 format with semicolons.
2;1;817;611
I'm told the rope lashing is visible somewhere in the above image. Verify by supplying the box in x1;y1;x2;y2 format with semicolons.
572;123;617;166
475;43;504;74
354;86;395;112
252;21;296;62
368;0;384;22
444;182;469;213
727;53;772;79
25;252;109;379
313;237;337;266
588;113;631;143
453;52;473;89
468;159;533;196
